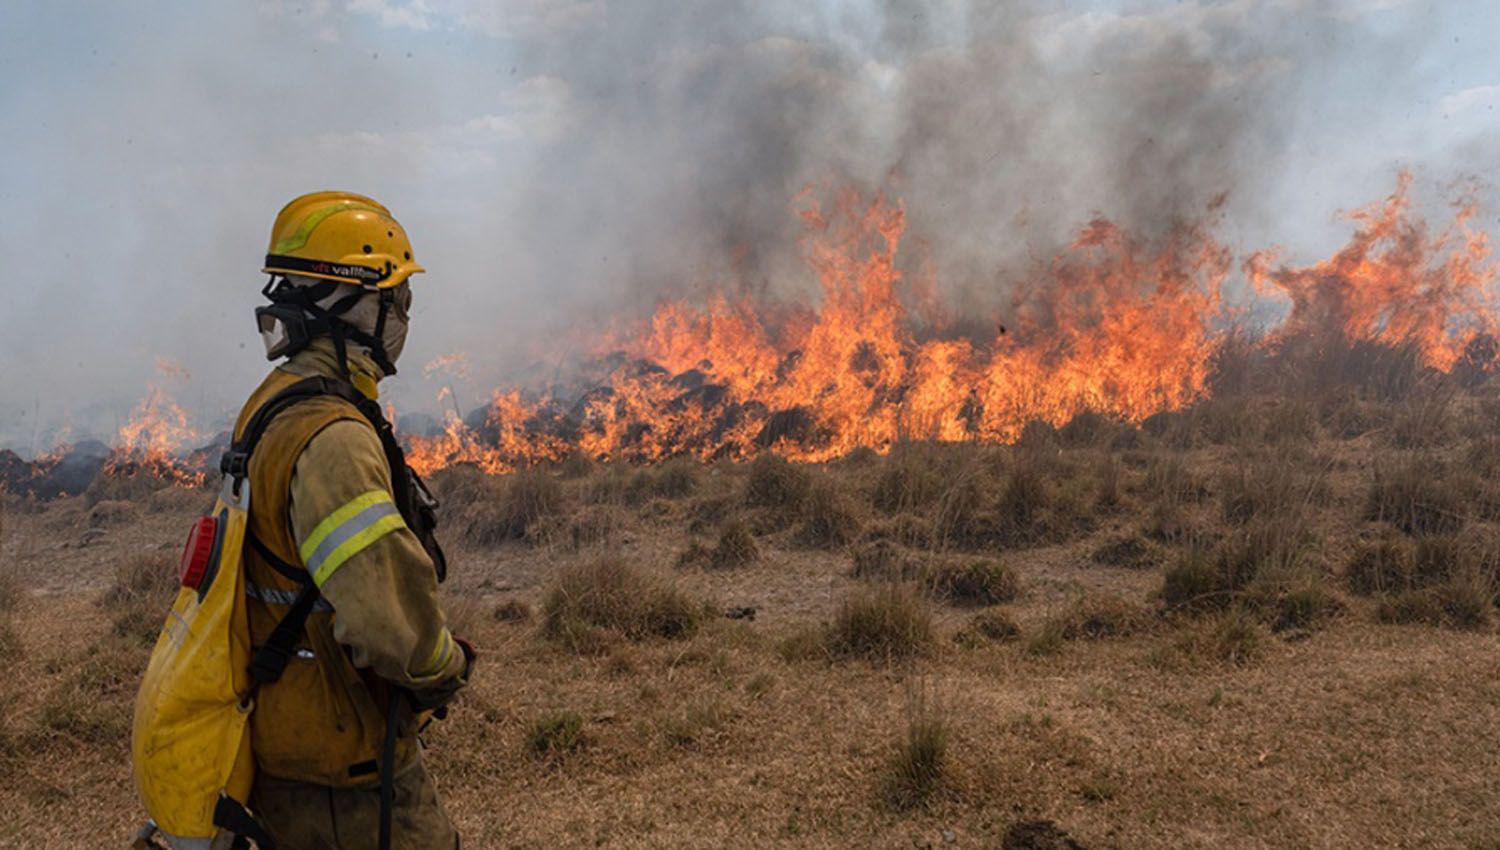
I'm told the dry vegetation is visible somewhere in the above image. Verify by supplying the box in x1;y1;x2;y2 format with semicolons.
4;356;1500;846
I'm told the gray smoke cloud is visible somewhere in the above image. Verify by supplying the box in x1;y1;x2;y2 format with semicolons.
0;0;1484;452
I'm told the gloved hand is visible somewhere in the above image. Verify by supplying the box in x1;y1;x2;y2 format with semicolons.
455;636;477;671
406;636;475;713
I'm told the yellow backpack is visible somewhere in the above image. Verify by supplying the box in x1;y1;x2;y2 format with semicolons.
131;381;334;850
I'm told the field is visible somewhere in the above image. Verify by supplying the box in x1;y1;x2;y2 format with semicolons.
4;370;1500;848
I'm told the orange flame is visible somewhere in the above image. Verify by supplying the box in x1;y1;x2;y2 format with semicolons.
104;358;206;486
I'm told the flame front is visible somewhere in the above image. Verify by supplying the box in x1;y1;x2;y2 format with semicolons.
404;176;1496;475
25;174;1492;487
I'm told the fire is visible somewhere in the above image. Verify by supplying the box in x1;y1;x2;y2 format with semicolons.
103;358;207;486
405;189;1232;472
1246;172;1497;371
401;175;1499;475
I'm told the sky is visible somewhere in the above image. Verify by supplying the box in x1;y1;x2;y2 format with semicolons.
1;0;1498;452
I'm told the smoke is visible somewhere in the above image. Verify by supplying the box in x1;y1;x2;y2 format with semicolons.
0;0;1480;451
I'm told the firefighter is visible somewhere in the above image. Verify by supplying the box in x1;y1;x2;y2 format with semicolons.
234;191;472;848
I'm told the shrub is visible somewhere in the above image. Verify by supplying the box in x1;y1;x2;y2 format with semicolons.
881;696;948;811
540;557;706;652
862;513;934;549
1262;583;1344;632
568;503;628;548
795;482;861;549
933;470;999;549
499;468;565;539
557;450;597;479
627;457;701;503
1057;410;1117;448
1366;458;1466;536
659;698;731;748
1160;548;1230;612
526;711;587;759
425;462;495;509
493;598;533;623
1346;533;1414;595
953;609;1021;647
104;552;178;645
1376;572;1495;630
743;454;810;509
849;540;921;581
825;583;933;660
1220;458;1320;525
1389;391;1454;449
1045;595;1152;641
452;466;565;546
926;559;1019;606
1164;610;1267;667
710;520;759;568
995;461;1049;542
871;445;948;514
1090;535;1158;570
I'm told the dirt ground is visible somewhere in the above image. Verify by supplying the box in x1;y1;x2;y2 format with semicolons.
3;403;1500;849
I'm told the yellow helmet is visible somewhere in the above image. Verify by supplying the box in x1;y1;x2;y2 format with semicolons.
262;191;424;289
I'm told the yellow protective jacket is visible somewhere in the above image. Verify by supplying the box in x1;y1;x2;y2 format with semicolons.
236;340;467;787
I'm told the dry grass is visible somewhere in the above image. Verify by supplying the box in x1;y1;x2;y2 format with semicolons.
880;690;949;811
825;582;934;660
924;558;1019;606
12;367;1500;848
540;557;707;652
102;551;178;646
743;454;810;510
794;481;862;549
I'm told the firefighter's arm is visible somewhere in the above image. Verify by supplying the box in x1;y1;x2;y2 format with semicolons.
288;419;470;701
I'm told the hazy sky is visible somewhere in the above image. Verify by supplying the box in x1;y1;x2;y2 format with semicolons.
2;0;1498;451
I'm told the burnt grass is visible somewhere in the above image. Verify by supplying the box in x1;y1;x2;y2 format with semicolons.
10;347;1500;847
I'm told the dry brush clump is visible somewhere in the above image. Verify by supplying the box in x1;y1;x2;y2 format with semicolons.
540;557;708;653
880;691;949;811
440;465;567;546
870;443;952;514
743;454;811;511
103;551;179;646
679;520;760;569
925;558;1019;606
953;608;1021;648
1026;594;1152;656
794;480;862;549
823;582;934;661
1365;457;1467;536
526;710;587;761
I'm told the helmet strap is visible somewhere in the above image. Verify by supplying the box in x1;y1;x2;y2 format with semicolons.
260;276;396;377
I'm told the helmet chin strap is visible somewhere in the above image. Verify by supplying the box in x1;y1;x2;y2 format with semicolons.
263;277;399;378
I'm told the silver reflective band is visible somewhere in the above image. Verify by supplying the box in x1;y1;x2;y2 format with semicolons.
245;581;332;612
303;499;402;583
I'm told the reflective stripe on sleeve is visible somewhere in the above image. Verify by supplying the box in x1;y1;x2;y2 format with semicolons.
299;489;406;586
415;629;456;680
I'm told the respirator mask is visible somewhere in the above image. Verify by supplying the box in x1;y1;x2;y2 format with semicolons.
256;276;411;377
